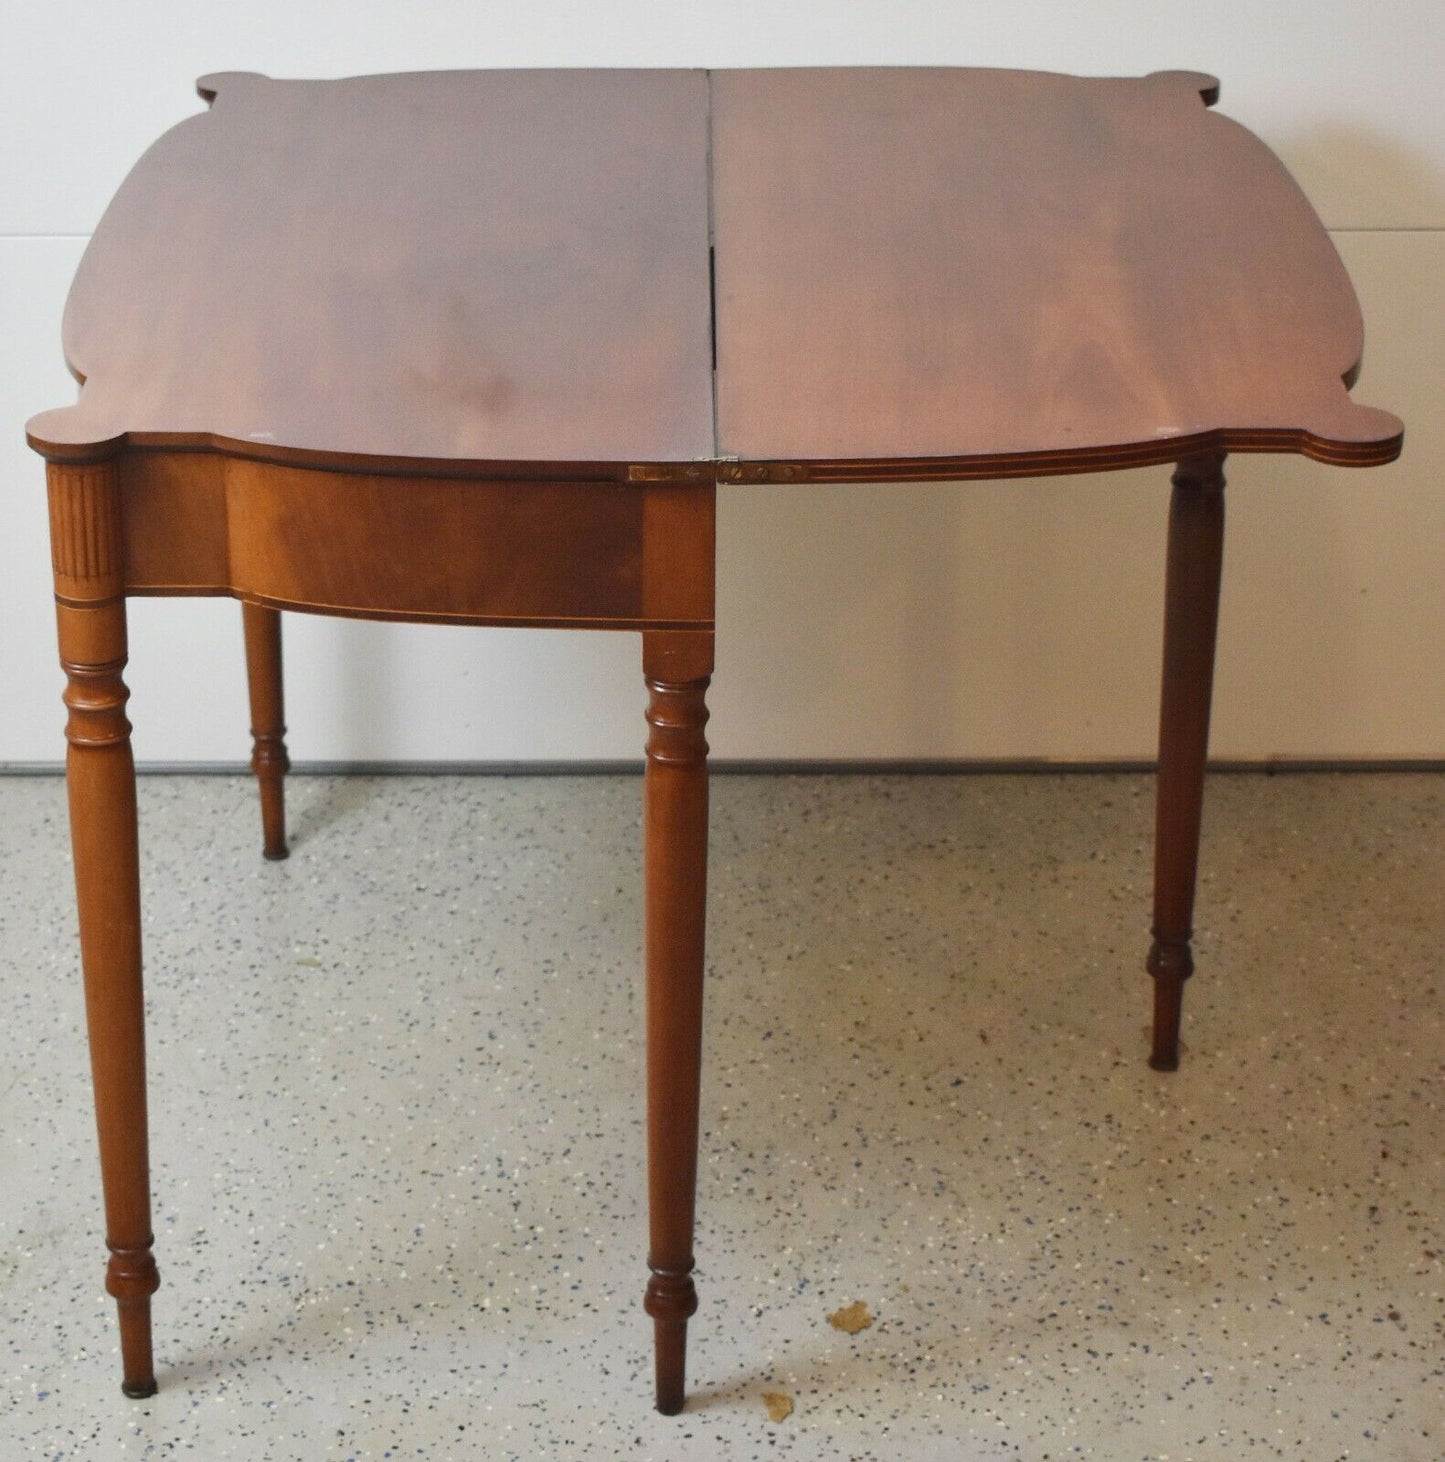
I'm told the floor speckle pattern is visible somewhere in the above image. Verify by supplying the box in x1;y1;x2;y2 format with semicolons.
1;772;1441;1460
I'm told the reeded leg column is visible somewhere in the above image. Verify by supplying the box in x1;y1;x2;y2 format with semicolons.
1148;451;1226;1071
47;458;160;1397
242;603;290;859
640;629;712;1414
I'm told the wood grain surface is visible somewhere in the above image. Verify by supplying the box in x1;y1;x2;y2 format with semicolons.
28;69;715;467
27;67;1401;475
710;67;1401;471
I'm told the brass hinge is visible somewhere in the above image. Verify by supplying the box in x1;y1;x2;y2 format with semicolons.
718;461;808;483
627;461;809;484
626;463;708;483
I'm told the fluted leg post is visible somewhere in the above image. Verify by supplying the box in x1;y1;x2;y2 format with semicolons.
242;602;290;860
640;630;712;1414
47;459;159;1397
1148;451;1227;1071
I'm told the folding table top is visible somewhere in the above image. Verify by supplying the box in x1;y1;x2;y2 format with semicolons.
28;67;1401;477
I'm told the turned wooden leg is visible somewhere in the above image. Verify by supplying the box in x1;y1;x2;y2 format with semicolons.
47;459;160;1397
242;602;290;860
1148;451;1226;1071
640;630;712;1415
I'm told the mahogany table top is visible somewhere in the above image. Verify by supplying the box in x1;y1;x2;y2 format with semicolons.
28;67;1402;479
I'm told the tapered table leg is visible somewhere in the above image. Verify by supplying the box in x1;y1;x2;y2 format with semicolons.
47;459;160;1397
640;630;712;1414
1148;451;1227;1071
242;602;290;860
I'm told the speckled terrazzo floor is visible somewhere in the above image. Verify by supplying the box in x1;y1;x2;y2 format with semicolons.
1;772;1441;1461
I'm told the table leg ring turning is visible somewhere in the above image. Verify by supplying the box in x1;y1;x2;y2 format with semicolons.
1147;935;1195;1071
106;1239;160;1398
644;1263;700;1415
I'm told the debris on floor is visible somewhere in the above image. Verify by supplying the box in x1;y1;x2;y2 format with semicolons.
762;1391;794;1423
828;1299;873;1334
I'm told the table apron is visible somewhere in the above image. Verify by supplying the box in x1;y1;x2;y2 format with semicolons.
106;453;715;630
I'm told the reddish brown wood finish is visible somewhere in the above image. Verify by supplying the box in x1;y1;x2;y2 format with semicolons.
711;68;1401;473
1149;453;1228;1071
29;70;714;470
27;65;1404;1417
42;431;719;1403
27;67;1398;480
113;452;715;630
242;604;289;859
641;630;713;1414
48;459;159;1399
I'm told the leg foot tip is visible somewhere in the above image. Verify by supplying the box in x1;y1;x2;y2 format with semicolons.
655;1390;684;1416
122;1379;158;1399
262;845;290;862
1148;1052;1180;1073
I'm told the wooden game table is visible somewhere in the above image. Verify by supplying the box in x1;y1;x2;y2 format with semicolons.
27;66;1401;1413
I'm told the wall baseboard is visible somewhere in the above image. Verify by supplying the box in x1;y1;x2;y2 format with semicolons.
2;758;1443;778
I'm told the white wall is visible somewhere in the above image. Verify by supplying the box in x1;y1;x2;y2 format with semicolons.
3;1;1441;764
